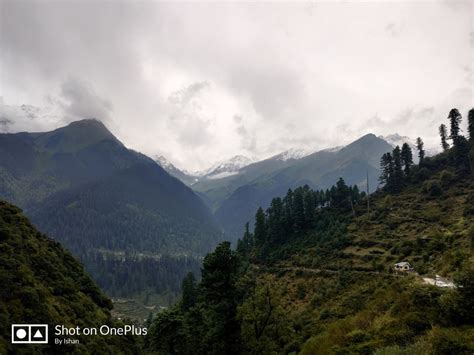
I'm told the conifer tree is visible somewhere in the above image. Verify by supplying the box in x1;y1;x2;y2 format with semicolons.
379;152;393;188
439;124;450;151
448;108;462;145
254;208;267;247
334;177;350;209
303;191;315;227
392;146;404;192
267;198;284;244
416;137;425;163
292;188;305;233
400;143;413;176
181;272;197;311
237;222;253;255
468;108;474;143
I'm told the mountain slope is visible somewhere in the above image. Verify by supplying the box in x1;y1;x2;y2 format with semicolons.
155;155;197;186
147;132;474;354
214;134;392;239
0;119;223;301
0;200;140;353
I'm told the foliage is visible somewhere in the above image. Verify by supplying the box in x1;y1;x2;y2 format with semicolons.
0;200;140;354
149;108;474;354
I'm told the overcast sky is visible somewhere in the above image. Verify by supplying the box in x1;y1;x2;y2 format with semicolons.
0;1;472;171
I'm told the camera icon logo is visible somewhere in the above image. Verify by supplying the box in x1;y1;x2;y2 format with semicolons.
11;324;48;344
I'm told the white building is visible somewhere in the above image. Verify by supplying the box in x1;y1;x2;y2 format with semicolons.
393;261;414;272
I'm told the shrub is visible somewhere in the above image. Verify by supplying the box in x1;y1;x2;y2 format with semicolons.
463;193;474;216
439;170;455;187
421;180;442;197
415;167;431;182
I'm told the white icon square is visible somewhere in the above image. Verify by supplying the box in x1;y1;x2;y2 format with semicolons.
11;324;48;344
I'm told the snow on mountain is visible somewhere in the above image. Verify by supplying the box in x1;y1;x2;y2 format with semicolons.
272;148;312;162
200;155;254;178
155;155;175;170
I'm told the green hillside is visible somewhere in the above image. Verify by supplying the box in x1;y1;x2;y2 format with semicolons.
0;200;141;354
147;109;474;354
0;119;223;303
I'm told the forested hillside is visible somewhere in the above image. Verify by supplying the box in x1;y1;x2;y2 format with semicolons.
0;119;223;302
204;134;393;240
0;200;141;354
147;108;474;354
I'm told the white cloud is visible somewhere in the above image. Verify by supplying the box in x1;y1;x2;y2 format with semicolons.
0;1;472;170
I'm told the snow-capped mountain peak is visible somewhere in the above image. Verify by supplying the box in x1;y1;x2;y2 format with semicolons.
155;155;174;170
204;155;253;179
272;148;314;162
198;155;254;179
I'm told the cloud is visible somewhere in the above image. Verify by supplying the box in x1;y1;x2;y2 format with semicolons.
168;82;210;106
0;1;472;170
385;23;401;37
59;78;113;123
166;82;214;148
0;99;62;133
235;124;257;153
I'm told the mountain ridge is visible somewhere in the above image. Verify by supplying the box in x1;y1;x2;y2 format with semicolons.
0;119;223;302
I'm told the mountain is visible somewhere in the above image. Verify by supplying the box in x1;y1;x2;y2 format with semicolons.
155;155;198;186
0;200;140;353
211;134;393;239
0;119;223;301
155;154;255;187
198;155;254;179
147;132;474;354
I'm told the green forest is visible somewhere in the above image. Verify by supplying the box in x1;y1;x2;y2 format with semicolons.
0;200;141;354
146;108;474;354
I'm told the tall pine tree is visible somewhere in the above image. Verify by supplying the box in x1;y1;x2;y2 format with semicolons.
468;108;474;143
416;137;425;164
254;208;267;247
392;146;404;192
448;108;462;145
292;188;305;233
439;124;450;151
400;143;413;176
379;152;393;188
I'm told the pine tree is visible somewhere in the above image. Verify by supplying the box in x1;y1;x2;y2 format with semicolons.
468;108;474;143
379;152;393;188
267;198;284;244
254;208;267;247
392;146;404;192
334;177;350;210
236;222;253;255
292;188;305;233
416;137;425;164
181;272;197;311
448;108;462;144
200;241;241;353
303;190;315;228
439;124;450;151
400;143;413;176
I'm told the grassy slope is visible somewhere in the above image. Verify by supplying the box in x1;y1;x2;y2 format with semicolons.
251;167;474;354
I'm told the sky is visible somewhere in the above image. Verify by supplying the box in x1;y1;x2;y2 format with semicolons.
0;1;472;171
